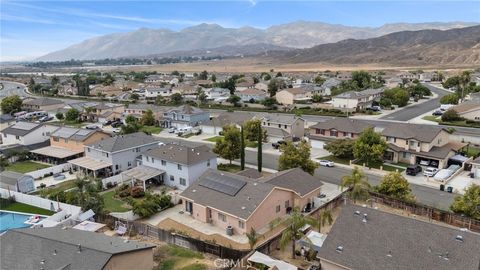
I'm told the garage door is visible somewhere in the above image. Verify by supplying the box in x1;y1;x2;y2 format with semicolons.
310;139;325;149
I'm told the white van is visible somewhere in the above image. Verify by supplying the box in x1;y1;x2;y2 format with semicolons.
440;104;454;111
25;111;48;120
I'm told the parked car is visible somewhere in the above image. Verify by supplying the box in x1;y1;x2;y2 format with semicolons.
406;165;422;176
317;160;334;167
111;121;124;128
103;120;113;126
53;173;66;181
85;124;99;130
36;115;53;123
168;127;176;133
429;160;438;167
423;167;438;177
432;110;443;116
419;160;430;166
272;140;287;149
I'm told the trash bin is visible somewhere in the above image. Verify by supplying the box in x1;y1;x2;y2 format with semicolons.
226;225;233;236
440;184;445;191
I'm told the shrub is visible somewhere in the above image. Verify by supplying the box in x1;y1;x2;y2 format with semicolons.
106;182;115;189
118;189;130;198
131;186;145;198
441;109;462;122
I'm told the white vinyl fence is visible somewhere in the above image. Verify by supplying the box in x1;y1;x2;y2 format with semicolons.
27;163;72;179
101;174;125;188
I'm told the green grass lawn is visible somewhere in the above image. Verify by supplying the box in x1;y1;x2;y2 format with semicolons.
155;245;205;270
203;136;223;143
318;155;351;165
35;180;78;196
422;115;440;122
141;125;163;134
0;198;54;215
462;146;480;158
358;161;405;172
50;120;85;128
218;163;243;173
101;190;130;213
180;264;207;270
5;161;51;173
181;133;195;138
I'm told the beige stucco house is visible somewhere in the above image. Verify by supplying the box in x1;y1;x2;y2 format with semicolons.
261;114;305;142
180;168;323;235
275;88;312;105
453;100;480;121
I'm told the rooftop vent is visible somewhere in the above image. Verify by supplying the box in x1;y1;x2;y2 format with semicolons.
336;246;344;253
455;235;464;242
362;213;367;223
192;189;196;193
53;250;57;256
241;206;246;210
354;210;360;216
387;251;392;257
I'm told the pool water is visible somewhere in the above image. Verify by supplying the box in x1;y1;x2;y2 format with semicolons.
0;211;44;232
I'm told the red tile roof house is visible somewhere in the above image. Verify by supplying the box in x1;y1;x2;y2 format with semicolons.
180;168;323;235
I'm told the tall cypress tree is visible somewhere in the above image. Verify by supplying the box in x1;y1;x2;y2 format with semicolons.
240;125;245;170
257;125;262;172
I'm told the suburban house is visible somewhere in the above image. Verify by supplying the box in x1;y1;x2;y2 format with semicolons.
261;114;305;142
124;104;166;122
332;88;384;110
0;114;15;131
205;87;230;102
381;124;465;168
195;80;213;88
69;132;161;177
310;78;341;96
180;168;323;235
1;122;58;146
308;118;374;148
0;171;35;193
22;97;65;112
318;205;480;270
236;88;267;102
144;85;173;99
144;74;162;83
201;111;256;136
138;143;217;190
61;102;125;122
30;127;110;164
471;156;480;178
452;100;480;121
235;81;256;91
172;85;197;98
162;105;210;128
275;88;312;105
0;227;155;270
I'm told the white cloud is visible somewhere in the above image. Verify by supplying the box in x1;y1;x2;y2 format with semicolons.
248;0;257;7
0;14;56;24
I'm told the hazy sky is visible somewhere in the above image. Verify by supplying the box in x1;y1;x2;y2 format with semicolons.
1;0;479;61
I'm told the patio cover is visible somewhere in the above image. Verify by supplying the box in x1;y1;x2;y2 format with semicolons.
247;251;297;270
77;209;95;221
68;157;112;171
31;146;83;159
73;220;106;232
122;165;165;181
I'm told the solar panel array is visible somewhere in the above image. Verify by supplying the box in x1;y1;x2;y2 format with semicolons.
13;122;38;130
199;173;247;196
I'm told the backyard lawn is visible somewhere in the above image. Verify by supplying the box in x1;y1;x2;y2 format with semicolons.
0;198;54;216
50;120;85;128
34;180;78;196
5;161;51;173
218;163;242;173
203;136;223;143
155;245;207;270
141;125;163;134
318;156;405;172
101;190;131;213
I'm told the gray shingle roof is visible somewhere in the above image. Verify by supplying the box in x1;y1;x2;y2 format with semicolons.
0;227;154;270
87;132;160;152
202;112;255;127
261;114;303;125
166;105;205;115
1;121;43;136
319;205;480;270
381;123;445;142
143;143;216;166
51;127;103;142
335;88;384;99
0;171;26;186
310;118;373;134
261;168;323;196
236;168;262;179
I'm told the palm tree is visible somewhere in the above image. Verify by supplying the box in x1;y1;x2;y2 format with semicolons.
341;166;371;203
246;227;258;250
459;71;471;101
279;207;319;259
317;209;333;232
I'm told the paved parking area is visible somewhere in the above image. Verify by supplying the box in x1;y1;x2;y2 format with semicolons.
447;171;480;194
34;172;77;188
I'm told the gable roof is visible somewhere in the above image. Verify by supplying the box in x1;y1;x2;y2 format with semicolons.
51;127;107;142
261;113;303;125
143;143;216;166
166;105;205;115
1;121;43;136
281;88;307;95
453;100;480;114
334;88;384;99
318;205;480;270
381;123;445;142
202;112;255;127
0;171;29;186
87;132;160;152
261;168;323;196
310;118;374;134
0;227;154;270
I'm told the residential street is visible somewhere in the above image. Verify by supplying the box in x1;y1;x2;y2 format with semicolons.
0;81;31;98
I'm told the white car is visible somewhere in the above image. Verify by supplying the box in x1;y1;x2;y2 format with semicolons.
318;160;334;167
423;167;438;177
168;127;176;133
419;160;430;166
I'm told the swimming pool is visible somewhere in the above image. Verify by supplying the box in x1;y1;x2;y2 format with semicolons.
0;211;44;232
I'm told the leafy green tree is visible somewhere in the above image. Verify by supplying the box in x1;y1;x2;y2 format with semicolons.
450;184;480;219
130;93;139;100
140;109;155;126
155;95;166;105
51;75;59;85
275;72;283;78
246;227;258;250
227;95;241;106
353;128;387;166
278;141;318;175
1;95;22;114
263;73;272;81
341;166;371;203
198;91;208;103
213;125;241;164
408;83;431;98
317;209;333;232
261;97;277;108
440;93;459;105
253;76;259;84
268;79;279;97
278;207;318;259
314;75;326;85
257;125;262;172
375;172;415;202
55;112;64;120
210;74;217;82
171;70;180;76
312;94;323;103
381;87;409;107
351;71;372;90
240;126;246;170
72;177;105;214
131;192;173;218
442;76;460;89
243;119;267;142
170;93;184;105
122;115;141;134
65;108;80;122
125;115;137;125
324;139;355;159
441;109;462;122
198;70;208;80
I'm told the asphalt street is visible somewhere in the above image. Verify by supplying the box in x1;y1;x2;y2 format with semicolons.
380;83;448;121
0;81;31;98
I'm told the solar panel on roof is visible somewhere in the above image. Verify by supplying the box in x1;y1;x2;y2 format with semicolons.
199;173;246;196
54;127;78;138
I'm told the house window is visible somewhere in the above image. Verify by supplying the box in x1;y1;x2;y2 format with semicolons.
106;153;109;157
207;159;210;167
276;205;281;213
178;164;182;170
87;148;91;152
218;213;226;222
278;124;281;128
15;135;20;140
170;175;175;181
161;160;166;166
128;161;132;167
135;148;140;152
115;165;119;170
146;156;150;162
284;125;287;129
152;158;155;163
64;139;68;143
331;130;338;137
238;220;245;229
285;200;290;208
179;178;186;186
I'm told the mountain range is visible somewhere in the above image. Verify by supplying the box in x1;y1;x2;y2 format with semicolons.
37;21;478;61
